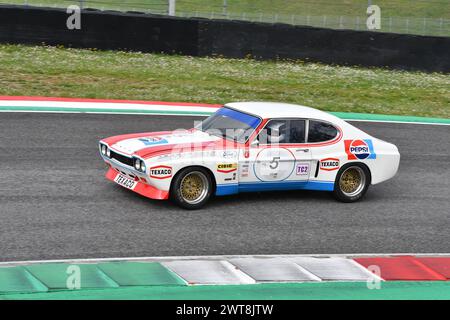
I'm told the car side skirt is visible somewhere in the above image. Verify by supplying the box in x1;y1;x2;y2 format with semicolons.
216;180;335;196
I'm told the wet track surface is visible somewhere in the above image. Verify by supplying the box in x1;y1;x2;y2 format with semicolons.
0;113;449;261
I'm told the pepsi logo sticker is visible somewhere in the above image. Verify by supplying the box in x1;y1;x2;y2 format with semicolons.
345;139;376;160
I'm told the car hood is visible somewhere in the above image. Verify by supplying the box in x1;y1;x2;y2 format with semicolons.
110;129;222;156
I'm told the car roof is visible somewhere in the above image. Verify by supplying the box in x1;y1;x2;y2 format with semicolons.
224;102;340;123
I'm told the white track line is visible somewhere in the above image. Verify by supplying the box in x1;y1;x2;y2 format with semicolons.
343;119;450;126
1;253;449;267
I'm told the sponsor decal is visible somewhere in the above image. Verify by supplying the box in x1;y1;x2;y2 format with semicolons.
222;151;237;158
114;174;137;190
224;173;237;181
217;163;238;173
241;162;250;177
149;165;172;179
345;139;376;160
320;158;340;171
296;163;310;175
139;137;168;146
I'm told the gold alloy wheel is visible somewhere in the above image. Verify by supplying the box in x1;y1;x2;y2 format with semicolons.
339;166;366;197
180;171;209;204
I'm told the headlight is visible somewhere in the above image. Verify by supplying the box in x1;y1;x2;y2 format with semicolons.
106;148;111;158
134;158;141;171
101;144;107;155
133;158;146;172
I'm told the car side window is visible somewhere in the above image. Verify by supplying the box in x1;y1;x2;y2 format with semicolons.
289;120;306;143
307;120;338;143
257;119;306;144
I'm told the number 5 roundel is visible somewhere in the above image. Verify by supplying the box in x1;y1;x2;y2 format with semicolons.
253;148;296;182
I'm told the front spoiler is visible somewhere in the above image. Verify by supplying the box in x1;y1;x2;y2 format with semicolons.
105;167;169;200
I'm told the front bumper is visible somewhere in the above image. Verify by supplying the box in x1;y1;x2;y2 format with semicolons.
105;167;169;200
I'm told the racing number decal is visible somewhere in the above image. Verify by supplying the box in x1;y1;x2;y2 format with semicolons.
269;157;280;170
254;148;295;182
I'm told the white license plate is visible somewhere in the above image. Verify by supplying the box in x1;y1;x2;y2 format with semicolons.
114;174;137;190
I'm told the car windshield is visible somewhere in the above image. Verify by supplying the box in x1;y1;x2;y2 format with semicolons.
197;107;261;143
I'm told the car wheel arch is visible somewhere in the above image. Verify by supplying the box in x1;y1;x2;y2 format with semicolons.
338;161;372;184
170;165;217;195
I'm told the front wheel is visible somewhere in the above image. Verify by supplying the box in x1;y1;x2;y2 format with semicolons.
333;163;371;202
170;167;213;210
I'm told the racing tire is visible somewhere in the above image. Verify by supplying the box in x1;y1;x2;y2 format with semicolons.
333;163;371;203
170;167;214;210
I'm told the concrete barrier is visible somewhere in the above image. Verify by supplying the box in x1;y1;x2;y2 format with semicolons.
0;5;449;72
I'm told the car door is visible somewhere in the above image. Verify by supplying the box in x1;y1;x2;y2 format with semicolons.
238;119;312;190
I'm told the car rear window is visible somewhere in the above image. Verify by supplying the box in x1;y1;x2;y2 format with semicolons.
308;120;338;143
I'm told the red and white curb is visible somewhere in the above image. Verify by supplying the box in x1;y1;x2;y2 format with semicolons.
0;96;220;115
1;254;449;285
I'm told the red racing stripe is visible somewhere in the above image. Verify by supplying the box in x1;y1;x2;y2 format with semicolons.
354;256;448;281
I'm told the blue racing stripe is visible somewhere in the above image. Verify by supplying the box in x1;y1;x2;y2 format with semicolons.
215;183;239;196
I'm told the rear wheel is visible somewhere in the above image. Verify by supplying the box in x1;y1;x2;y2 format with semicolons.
170;167;213;210
333;163;370;202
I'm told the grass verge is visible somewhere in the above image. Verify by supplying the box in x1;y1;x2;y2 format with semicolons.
0;44;448;118
2;0;449;19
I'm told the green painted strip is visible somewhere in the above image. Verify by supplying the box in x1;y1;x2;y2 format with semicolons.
1;281;450;300
1;262;185;293
0;267;48;294
98;262;186;286
0;106;449;125
25;263;120;289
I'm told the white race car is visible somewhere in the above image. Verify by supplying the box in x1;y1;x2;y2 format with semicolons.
99;102;400;209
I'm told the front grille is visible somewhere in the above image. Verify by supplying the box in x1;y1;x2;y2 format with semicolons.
110;150;134;167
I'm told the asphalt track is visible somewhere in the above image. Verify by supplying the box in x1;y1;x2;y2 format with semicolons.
0;112;449;262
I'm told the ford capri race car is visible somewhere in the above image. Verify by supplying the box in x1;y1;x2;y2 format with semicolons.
99;102;400;209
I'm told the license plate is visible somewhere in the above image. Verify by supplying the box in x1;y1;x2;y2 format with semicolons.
114;174;137;190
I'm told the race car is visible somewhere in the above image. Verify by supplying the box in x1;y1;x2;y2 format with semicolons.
99;102;400;209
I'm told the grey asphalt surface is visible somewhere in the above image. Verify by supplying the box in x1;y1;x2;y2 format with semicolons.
0;112;449;262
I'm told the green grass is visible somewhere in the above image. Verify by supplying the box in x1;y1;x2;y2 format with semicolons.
1;0;449;36
3;0;449;18
0;44;449;118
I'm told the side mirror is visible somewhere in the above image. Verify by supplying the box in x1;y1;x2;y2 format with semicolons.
250;139;259;147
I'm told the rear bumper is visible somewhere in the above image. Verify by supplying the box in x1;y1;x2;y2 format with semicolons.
106;167;169;200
